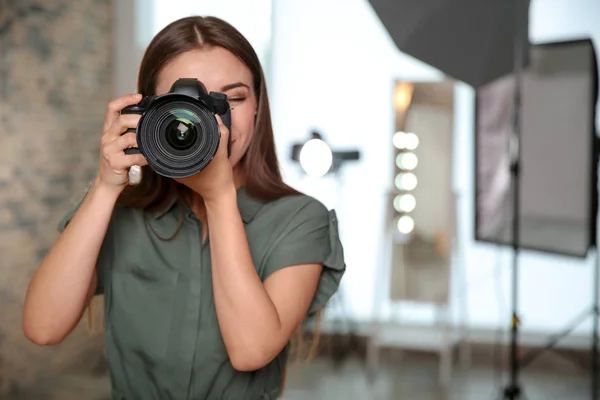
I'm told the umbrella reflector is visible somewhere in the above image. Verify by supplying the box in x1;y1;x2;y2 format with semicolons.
368;0;531;88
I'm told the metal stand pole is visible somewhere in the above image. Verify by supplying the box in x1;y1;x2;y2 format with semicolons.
592;241;599;400
499;32;600;400
501;2;526;399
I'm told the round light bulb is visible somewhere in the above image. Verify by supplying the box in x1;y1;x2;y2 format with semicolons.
395;173;418;191
394;194;416;212
396;152;418;170
393;131;419;150
299;138;333;178
397;215;415;234
393;83;413;111
404;132;419;150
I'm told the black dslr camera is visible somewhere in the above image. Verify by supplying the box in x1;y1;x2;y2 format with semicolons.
121;78;232;178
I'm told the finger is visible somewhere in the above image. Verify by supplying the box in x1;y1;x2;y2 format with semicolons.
103;93;142;132
101;146;148;175
108;132;139;153
112;154;148;170
215;114;230;142
102;114;141;142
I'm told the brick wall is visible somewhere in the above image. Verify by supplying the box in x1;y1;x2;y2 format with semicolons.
0;1;113;398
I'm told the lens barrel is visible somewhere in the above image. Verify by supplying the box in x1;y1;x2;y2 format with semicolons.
137;99;221;178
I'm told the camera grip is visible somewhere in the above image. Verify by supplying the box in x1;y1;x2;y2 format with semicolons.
121;97;151;156
220;108;233;157
124;148;141;155
123;127;141;155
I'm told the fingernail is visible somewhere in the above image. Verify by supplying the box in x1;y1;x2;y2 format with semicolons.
134;94;142;99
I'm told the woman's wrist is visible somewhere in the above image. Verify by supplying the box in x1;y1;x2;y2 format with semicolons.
204;184;238;214
90;177;122;206
203;185;237;212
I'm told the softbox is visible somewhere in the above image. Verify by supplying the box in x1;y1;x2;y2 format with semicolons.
474;38;599;258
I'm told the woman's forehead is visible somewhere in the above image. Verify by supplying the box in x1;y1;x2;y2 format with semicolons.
156;47;252;95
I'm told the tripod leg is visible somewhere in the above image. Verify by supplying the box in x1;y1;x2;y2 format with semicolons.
592;249;600;400
501;384;522;400
593;307;599;400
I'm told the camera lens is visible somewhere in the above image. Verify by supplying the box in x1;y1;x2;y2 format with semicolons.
164;111;198;150
136;98;221;178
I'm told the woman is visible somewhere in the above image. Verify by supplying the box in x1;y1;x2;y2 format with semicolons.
23;16;345;400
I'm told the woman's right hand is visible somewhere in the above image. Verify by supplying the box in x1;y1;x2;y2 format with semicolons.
96;93;148;192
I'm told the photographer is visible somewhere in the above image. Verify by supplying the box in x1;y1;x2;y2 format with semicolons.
23;15;345;400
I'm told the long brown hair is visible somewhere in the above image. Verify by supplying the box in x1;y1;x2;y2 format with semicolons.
88;15;322;390
117;15;299;209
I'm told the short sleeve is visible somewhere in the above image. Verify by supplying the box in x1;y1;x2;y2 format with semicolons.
57;192;114;296
263;199;346;315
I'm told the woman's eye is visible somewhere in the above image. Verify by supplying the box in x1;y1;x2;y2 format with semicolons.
228;97;246;102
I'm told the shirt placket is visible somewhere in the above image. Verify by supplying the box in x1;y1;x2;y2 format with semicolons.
173;215;205;399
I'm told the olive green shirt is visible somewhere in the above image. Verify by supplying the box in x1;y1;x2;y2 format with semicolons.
57;187;345;400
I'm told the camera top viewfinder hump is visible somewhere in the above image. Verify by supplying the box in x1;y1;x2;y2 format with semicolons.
121;78;232;179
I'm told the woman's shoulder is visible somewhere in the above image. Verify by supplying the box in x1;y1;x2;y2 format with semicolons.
261;192;330;222
245;193;336;241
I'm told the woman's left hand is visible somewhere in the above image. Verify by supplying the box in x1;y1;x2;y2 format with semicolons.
175;115;235;202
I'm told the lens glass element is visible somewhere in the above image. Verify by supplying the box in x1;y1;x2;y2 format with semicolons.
164;109;199;151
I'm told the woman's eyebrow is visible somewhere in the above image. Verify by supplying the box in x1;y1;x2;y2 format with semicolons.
221;82;250;91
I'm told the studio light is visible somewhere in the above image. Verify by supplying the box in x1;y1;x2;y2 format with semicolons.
397;215;415;234
394;194;416;213
298;137;333;178
393;82;414;111
395;172;417;191
395;152;418;170
393;131;419;150
291;130;361;176
392;126;419;235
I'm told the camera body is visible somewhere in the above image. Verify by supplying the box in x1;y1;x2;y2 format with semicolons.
121;78;232;179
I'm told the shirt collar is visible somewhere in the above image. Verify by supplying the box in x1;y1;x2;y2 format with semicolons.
151;186;263;224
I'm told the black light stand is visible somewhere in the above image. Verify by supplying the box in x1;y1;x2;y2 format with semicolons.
498;4;527;397
593;205;600;400
503;156;600;400
290;130;361;174
498;17;600;400
512;138;600;400
290;130;362;366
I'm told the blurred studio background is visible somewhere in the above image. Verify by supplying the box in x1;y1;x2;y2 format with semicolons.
1;0;600;399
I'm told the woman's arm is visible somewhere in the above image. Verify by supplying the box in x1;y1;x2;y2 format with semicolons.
23;179;120;345
205;187;323;372
23;93;146;346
